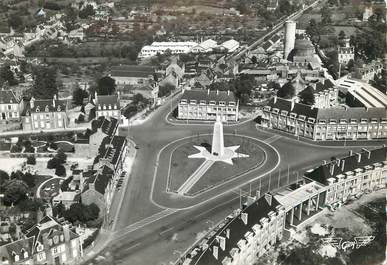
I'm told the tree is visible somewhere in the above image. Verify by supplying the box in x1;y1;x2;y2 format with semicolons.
79;5;95;19
277;82;295;99
18;198;44;212
62;203;99;223
96;76;116;95
2;179;28;206
0;170;10;192
56;149;67;163
72;87;88;106
158;84;174;97
338;30;346;40
31;66;58;99
55;165;66;177
306;19;321;44
8;15;23;31
371;70;387;94
0;64;18;86
26;155;37;165
299;86;315;105
321;5;332;25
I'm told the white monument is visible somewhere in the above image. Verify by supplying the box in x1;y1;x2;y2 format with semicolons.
177;117;249;195
189;116;248;165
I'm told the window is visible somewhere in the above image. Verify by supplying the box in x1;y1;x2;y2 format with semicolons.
40;121;45;128
37;252;46;262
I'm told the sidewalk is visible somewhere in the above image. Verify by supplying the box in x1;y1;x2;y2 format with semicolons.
0;126;90;137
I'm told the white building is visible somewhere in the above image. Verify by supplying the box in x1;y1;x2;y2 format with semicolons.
138;41;198;58
190;39;218;53
218;39;240;53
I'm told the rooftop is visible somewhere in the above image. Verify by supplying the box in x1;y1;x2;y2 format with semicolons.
0;90;19;104
110;65;155;78
181;89;237;104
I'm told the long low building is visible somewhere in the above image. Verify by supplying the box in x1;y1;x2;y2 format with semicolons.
261;97;387;141
138;41;198;58
178;89;239;121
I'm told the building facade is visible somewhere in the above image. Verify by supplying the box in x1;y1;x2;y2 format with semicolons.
0;216;83;265
138;41;198;58
305;147;386;206
180;195;285;265
177;147;386;265
178;90;239;121
261;97;387;141
110;65;155;86
0;90;21;124
22;98;68;131
94;93;121;121
81;134;128;215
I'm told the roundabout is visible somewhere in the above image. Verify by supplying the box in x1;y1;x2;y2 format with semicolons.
150;119;281;210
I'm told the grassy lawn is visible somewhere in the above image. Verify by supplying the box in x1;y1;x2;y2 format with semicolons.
31;175;52;197
168;135;265;195
39;178;61;199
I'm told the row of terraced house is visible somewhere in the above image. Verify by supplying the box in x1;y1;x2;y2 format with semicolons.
0;89;122;132
177;146;386;265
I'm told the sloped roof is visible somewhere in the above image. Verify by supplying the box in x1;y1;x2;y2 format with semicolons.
0;90;19;104
316;107;386;122
93;165;114;194
181;90;237;104
305;147;386;185
267;97;319;119
26;99;67;114
96;94;120;109
189;196;281;265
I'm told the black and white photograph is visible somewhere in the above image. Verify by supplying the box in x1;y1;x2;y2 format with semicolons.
0;0;385;264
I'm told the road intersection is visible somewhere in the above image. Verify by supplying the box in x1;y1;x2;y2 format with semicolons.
85;95;385;265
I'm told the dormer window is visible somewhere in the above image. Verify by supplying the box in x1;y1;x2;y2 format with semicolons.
60;235;64;242
53;235;59;244
21;248;28;259
48;239;53;246
45;106;49;112
114;104;117;109
36;106;40;112
12;252;19;262
108;105;112;110
36;242;44;252
57;105;61;112
103;105;106;110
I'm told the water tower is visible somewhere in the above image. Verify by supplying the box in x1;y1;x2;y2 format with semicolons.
283;20;296;60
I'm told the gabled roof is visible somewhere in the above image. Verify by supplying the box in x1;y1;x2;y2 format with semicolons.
305;147;386;185
0;90;19;104
266;97;319;119
96;94;120;109
26;99;67;114
92;116;119;136
189;196;281;265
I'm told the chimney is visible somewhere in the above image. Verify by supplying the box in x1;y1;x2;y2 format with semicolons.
225;228;230;239
330;163;335;176
216;90;219;95
361;148;371;159
341;159;345;171
217;236;226;250
256;190;261;199
274;96;277;104
227;90;230;96
213;246;219;260
322;160;327;165
349;150;353;156
291;99;295;111
264;193;272;206
207;89;210;95
30;97;35;109
241;212;248;225
52;96;56;108
355;153;361;163
63;223;70;242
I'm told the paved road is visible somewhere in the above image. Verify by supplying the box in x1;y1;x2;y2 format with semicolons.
84;94;385;265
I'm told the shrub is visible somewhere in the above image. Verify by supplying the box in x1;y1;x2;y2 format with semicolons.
26;155;36;165
55;165;66;177
60;176;73;191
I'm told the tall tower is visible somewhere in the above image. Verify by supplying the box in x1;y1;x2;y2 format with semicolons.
283;20;296;60
211;116;224;156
